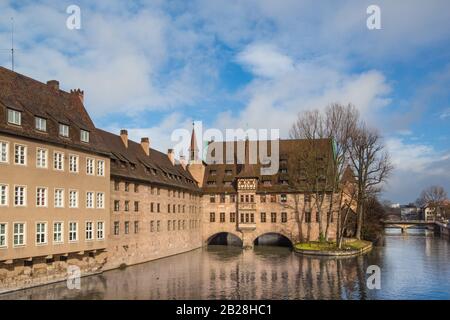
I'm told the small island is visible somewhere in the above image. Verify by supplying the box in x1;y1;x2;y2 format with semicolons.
294;239;373;257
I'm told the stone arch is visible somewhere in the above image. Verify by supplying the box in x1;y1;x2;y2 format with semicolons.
252;232;294;247
206;232;243;246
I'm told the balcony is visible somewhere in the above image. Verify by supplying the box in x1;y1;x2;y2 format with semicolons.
238;203;256;211
238;222;256;231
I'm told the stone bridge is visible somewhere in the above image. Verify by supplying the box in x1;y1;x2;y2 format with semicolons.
382;220;436;233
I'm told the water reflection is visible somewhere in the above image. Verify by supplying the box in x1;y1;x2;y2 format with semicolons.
1;230;449;300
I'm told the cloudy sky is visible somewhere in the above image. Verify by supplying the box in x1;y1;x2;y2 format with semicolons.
1;0;449;203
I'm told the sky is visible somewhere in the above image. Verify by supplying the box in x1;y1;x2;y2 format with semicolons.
0;0;449;204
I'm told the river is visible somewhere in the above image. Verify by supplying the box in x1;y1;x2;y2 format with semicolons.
0;228;449;300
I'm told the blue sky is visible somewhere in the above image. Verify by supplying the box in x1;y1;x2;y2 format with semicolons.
0;0;449;203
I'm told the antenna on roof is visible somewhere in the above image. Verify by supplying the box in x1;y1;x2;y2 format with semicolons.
10;17;15;71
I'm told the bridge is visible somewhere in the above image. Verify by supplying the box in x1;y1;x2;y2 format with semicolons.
382;220;437;233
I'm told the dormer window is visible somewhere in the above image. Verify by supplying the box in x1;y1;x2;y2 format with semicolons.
80;130;90;143
35;117;47;132
210;170;217;176
225;170;232;176
7;109;21;125
59;124;69;137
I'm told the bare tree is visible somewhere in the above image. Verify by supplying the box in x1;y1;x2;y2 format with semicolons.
417;186;448;220
348;123;393;240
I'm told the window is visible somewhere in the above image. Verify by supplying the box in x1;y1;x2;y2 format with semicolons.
134;201;139;212
53;222;63;243
230;212;236;223
305;211;312;223
14;186;26;206
69;155;79;173
86;158;95;175
97;222;104;239
125;201;130;212
85;222;93;241
167;220;171;231
150;221;155;232
125;182;130;192
80;130;90;143
281;212;287;223
114;222;119;235
14;144;26;165
220;212;225;223
36;222;47;245
150;202;154;213
327;211;334;223
13;223;25;246
59;124;69;137
7;109;21;125
134;184;139;193
168;204;171;213
261;212;266;223
230;195;236;203
35;117;47;132
209;195;215;203
36;148;47;168
316;212;320;223
270;194;277;203
134;221;139;234
69;190;78;208
0;223;7;247
157;221;161;232
0;184;8;206
124;221;130;234
271;212;277;223
114;181;120;191
97;160;105;176
53;152;64;171
260;195;266;203
220;194;226;203
86;192;94;208
0;141;8;163
96;192;105;209
281;194;287;203
36;187;47;207
69;222;78;241
157;203;160;213
210;212;215;223
114;200;120;212
54;188;64;208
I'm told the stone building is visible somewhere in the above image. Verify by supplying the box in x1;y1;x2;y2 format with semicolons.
0;67;110;292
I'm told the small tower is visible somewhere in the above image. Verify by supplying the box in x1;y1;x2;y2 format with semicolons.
187;124;205;187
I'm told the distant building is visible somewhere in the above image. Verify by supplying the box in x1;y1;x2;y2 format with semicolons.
400;205;420;220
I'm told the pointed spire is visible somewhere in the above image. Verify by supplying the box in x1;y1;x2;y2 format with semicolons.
189;122;199;162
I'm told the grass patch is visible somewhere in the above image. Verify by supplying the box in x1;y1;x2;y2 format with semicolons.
295;239;371;252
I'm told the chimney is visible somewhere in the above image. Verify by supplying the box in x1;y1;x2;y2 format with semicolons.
141;137;150;156
70;89;84;104
120;129;128;148
47;80;59;91
179;155;186;170
168;149;175;165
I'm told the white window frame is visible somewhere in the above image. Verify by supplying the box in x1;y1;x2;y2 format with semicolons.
35;117;47;132
85;221;93;241
97;160;105;176
54;188;65;208
59;124;69;137
69;154;79;173
7;109;21;125
80;130;90;143
86;158;95;175
96;192;105;209
53;151;65;171
35;222;47;245
13;222;26;247
68;221;78;242
97;221;105;240
36;148;48;169
86;191;94;209
14;144;27;166
0;141;9;164
36;187;48;207
69;189;79;208
0;184;8;206
0;223;7;248
14;185;26;207
53;221;64;244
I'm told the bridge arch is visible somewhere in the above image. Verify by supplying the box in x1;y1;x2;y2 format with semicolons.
206;232;243;247
253;232;293;247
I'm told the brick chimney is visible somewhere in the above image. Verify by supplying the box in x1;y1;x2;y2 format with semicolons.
70;89;84;104
141;137;150;156
47;80;59;91
120;129;128;148
168;149;175;165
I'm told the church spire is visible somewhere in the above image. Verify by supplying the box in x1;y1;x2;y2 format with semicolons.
189;123;199;162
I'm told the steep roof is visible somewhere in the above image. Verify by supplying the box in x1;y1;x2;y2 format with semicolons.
97;129;200;192
202;138;334;193
0;66;108;155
